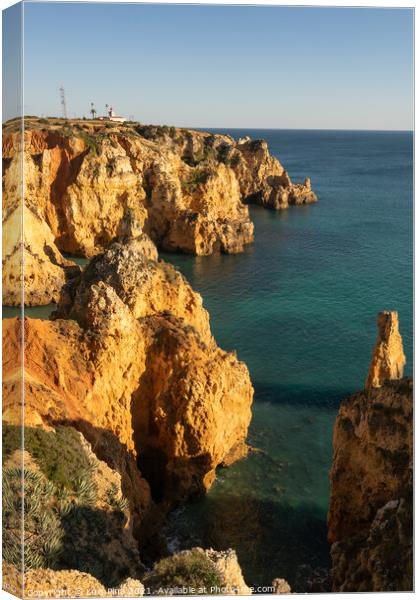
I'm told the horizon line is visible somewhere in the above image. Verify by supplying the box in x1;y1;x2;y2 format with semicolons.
194;126;414;133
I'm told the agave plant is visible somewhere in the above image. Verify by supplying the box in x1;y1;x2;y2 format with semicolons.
2;468;64;571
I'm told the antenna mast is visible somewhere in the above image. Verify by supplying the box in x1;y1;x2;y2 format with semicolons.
59;85;68;119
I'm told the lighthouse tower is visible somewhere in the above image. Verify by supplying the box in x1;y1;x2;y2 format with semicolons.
99;104;126;123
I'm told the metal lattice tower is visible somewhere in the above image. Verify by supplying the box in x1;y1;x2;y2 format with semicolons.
59;85;68;119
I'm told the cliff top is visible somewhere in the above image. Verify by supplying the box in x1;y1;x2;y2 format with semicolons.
2;115;235;146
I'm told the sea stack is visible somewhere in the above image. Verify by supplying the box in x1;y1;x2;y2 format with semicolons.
328;313;413;591
365;310;406;389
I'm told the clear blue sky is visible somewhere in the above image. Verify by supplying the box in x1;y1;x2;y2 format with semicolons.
18;2;415;129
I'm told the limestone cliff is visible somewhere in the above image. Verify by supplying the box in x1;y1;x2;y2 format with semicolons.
233;138;316;209
365;310;406;388
3;117;316;306
2;232;253;594
328;317;412;593
3;237;253;505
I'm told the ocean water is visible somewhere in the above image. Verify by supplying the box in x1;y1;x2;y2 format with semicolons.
162;129;413;591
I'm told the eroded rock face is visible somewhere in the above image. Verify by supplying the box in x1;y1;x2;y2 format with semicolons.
131;313;252;501
365;311;406;388
60;236;213;346
199;548;252;595
328;378;413;591
330;497;412;593
2;205;80;306
3;118;316;305
233;139;317;209
3;239;253;507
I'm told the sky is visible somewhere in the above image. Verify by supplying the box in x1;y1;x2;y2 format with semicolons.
5;2;415;129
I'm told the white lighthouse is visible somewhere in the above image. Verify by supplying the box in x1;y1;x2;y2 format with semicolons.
99;104;126;123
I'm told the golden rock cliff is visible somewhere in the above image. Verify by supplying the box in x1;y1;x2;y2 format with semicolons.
233;137;316;209
2;117;316;305
328;315;412;592
3;237;253;506
2;205;80;306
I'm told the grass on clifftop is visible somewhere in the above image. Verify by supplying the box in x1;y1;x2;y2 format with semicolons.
3;425;95;490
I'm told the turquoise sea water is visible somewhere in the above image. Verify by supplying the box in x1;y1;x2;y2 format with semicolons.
162;129;413;591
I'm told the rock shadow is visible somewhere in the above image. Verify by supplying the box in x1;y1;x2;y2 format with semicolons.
166;492;331;593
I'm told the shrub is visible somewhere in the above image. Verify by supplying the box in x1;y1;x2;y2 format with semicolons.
106;483;129;512
229;153;241;167
3;425;96;491
144;549;224;595
181;168;212;192
106;157;117;177
78;130;100;155
2;426;134;586
217;143;232;165
3;467;64;570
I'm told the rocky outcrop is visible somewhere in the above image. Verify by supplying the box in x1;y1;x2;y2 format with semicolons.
3;563;144;598
272;578;292;594
143;547;251;596
330;496;412;593
3;118;316;305
2;205;80;306
58;236;213;346
328;376;413;591
3;238;253;506
233;138;316;209
365;311;406;388
2;233;253;595
2;547;251;599
194;548;251;595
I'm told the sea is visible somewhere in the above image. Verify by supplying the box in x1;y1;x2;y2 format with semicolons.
4;129;413;592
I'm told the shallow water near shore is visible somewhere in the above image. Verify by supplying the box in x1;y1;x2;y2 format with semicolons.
162;129;413;591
